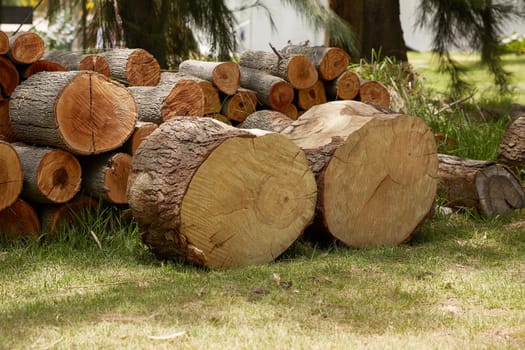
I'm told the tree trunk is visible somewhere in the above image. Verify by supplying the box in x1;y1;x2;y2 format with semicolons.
128;78;204;123
280;45;350;81
100;48;160;86
21;60;67;79
0;198;40;240
44;51;111;77
0;141;23;211
128;117;317;268
359;79;391;109
178;60;240;95
0;31;8;55
40;197;99;234
239;110;293;133
328;0;407;62
0;56;19;97
281;100;438;247
123;121;158;155
325;70;360;100
437;154;525;216
8;32;45;65
9;71;137;155
82;152;132;204
239;50;318;89
296;80;327;110
221;88;257;123
498;113;525;173
0;99;16;142
238;66;294;112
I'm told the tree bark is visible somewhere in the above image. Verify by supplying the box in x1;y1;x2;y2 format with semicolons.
123;121;158;155
498;114;525;173
281;100;438;247
325;70;360;100
0;56;19;97
0;31;8;55
44;51;111;77
0;198;40;240
239;50;318;89
178;60;240;95
100;48;160;86
359;79;391;109
296;80;327;110
0;141;23;211
239;110;293;133
128;116;317;268
280;45;350;81
221;88;257;122
0;99;16;142
438;154;525;216
8;32;45;65
21;60;67;79
9;71;137;155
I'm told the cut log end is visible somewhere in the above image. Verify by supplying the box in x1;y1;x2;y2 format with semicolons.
0;31;8;55
0;99;16;142
326;70;360;100
319;48;350;81
477;166;525;216
0;141;23;211
287;55;318;89
221;89;257;122
37;149;82;203
101;153;132;204
212;62;240;95
22;60;67;79
297;80;327;110
127;49;161;86
79;55;111;77
359;80;391;109
269;81;295;112
0;56;20;97
127;122;158;155
0;199;41;240
162;80;205;121
9;32;45;65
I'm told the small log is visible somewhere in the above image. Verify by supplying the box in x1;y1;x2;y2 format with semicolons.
296;80;327;110
239;110;292;133
281;103;299;120
280;45;350;81
21;60;67;79
0;31;8;55
0;198;41;240
8;32;45;65
281;100;438;247
325;70;360;100
128;78;204;123
128;117;317;268
82;152;132;204
359;79;391;109
221;88;257;122
0;141;23;211
178;60;240;95
12;143;82;204
44;51;111;77
100;48;160;86
239;66;294;112
239;50;318;89
40;196;99;233
9;71;137;155
0;99;16;142
0;56;20;97
160;72;221;115
124;121;158;155
437;154;525;216
208;113;232;125
498;113;525;172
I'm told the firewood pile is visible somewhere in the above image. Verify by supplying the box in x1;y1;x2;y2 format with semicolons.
2;31;520;268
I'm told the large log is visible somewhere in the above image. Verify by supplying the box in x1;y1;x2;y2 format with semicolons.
0;56;20;97
239;66;294;112
0;31;8;55
296;80;327;110
280;45;350;81
21;60;67;79
0;99;16;142
82;152;132;204
128;78;204;123
281;100;438;246
0;198;41;240
178;60;240;95
0;141;23;211
325;70;360;100
128;117;317;268
123;121;158;155
239;110;293;133
498;113;525;172
9;71;137;155
437;154;525;216
44;51;111;77
8;32;45;65
12;143;82;204
100;48;160;86
221;88;257;122
359;79;391;109
239;50;318;89
40;197;99;234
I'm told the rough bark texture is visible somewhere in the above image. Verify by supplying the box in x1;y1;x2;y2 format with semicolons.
40;197;99;234
9;71;137;155
296;80;327;110
239;66;294;112
0;198;41;239
221;88;257;122
100;48;160;86
325;70;360;100
0;56;19;97
0;31;8;55
21;60;67;79
8;32;45;65
498;114;525;172
128;117;317;268
0;141;23;211
280;45;350;81
359;79;391;109
281;100;438;247
178;60;240;95
239;50;318;89
239;110;293;133
44;51;111;77
438;154;525;216
124;121;158;155
0;99;16;142
12;143;82;204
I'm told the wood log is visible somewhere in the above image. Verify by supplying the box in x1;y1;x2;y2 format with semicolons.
0;198;40;239
208;113;232;125
124;121;158;155
12;143;82;204
21;60;67;79
8;32;45;65
437;154;525;216
221;88;257;122
281;103;299;120
498;113;525;172
0;31;8;55
128;117;317;268
40;197;99;233
296;80;327;110
280;45;350;81
325;70;360;100
0;56;20;97
239;110;292;133
9;71;137;155
100;48;160;86
239;50;318;89
82;152;132;204
160;72;221;115
0;141;23;211
0;99;16;142
239;66;294;112
128;78;204;123
44;51;111;77
359;79;391;109
281;100;438;247
178;60;240;95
